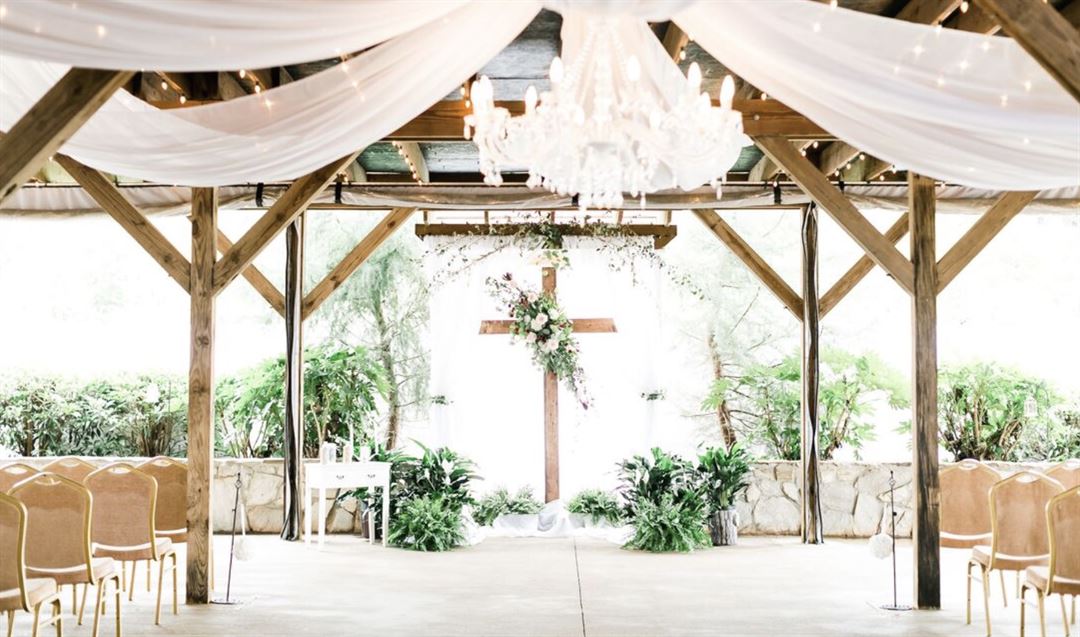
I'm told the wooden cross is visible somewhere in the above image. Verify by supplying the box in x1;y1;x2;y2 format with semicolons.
479;266;616;502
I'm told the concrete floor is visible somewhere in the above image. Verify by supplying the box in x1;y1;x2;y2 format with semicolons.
10;535;1075;637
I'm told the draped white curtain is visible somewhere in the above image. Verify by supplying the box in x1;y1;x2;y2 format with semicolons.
422;236;661;495
1;0;1076;189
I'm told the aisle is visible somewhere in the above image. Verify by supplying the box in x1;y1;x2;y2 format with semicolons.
14;535;1037;637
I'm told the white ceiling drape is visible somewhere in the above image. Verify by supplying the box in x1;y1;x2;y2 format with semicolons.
675;1;1080;190
0;0;1076;190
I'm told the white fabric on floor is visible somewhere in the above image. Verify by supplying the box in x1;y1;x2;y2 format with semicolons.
675;0;1080;190
464;500;632;544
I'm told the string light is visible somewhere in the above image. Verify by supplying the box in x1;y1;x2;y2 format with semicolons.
812;21;821;33
679;48;687;61
761;92;768;100
96;24;105;38
812;141;819;149
254;84;261;94
980;41;990;52
160;80;168;91
912;44;925;56
960;0;969;12
179;95;187;105
239;69;246;79
800;149;807;157
1023;79;1032;92
859;153;866;161
959;59;969;71
1000;94;1008;107
829;0;838;8
0;4;7;20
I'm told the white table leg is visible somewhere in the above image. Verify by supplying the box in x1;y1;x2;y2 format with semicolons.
303;487;310;545
368;502;375;545
318;487;326;549
382;483;389;547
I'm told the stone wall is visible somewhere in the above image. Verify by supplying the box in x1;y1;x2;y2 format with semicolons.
11;457;1051;537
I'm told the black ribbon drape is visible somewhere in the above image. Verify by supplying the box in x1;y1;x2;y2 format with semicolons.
801;204;823;544
281;216;304;541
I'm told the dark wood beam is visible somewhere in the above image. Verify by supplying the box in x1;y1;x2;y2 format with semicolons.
908;172;940;610
977;0;1080;102
0;69;133;202
214;230;285;317
820;213;909;317
754;136;915;294
281;214;304;542
55;154;191;292
694;210;804;321
391;100;832;141
661;23;689;61
186;186;217;604
897;0;963;23
414;222;678;249
214;153;359;294
936;190;1037;292
801;204;823;544
302;207;415;319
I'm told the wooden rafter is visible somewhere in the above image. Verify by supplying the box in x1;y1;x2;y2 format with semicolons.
0;69;133;202
694;210;804;321
820;213;909;317
896;0;963;24
302;207;416;319
396;142;429;183
55;155;192;292
936;190;1037;292
214;153;359;295
754;136;915;294
390;99;832;141
414;222;678;249
978;0;1080;102
661;23;689;61
214;230;286;317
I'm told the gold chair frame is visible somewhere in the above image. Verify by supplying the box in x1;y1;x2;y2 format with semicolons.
941;459;1000;549
1;492;63;637
86;463;178;625
0;463;40;495
10;473;123;637
966;471;1065;637
40;458;96;484
1046;459;1080;491
1020;486;1080;637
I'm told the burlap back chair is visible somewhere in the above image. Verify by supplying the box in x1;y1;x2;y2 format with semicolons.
40;459;95;484
0;492;63;637
941;459;1000;549
0;463;39;494
1020;485;1080;637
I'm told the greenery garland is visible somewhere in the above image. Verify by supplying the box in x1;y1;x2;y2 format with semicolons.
486;273;590;408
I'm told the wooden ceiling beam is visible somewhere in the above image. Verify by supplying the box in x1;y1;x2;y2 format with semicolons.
820;212;909;317
694;209;804;321
977;0;1080;102
950;3;1000;33
214;229;285;317
896;0;963;24
302;207;415;319
754;136;915;294
214;152;360;294
661;23;689;61
936;190;1038;292
390;99;831;141
55;154;191;293
0;69;133;202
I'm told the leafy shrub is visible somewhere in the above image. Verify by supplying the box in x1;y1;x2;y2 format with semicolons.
472;486;542;526
387;495;466;551
338;441;411;532
567;489;623;525
624;493;710;553
698;444;752;512
393;443;479;512
1022;407;1080;460
936;363;1059;461
616;448;702;520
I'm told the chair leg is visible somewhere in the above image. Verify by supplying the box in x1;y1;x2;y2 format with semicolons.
128;561;137;602
1038;590;1047;637
90;582;105;637
30;604;42;637
1021;584;1028;637
1061;594;1071;637
967;561;974;625
70;586;77;617
119;562;126;594
155;557;165;625
113;576;122;637
6;609;14;637
52;599;62;637
1001;570;1009;608
77;583;89;626
982;566;993;637
171;552;179;615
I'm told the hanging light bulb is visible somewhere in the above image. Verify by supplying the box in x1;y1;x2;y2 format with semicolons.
524;85;538;114
719;75;735;109
549;57;564;84
239;69;246;79
687;62;702;92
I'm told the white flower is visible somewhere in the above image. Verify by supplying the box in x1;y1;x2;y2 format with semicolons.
531;313;548;331
543;337;560;353
527;292;539;303
525;332;537;344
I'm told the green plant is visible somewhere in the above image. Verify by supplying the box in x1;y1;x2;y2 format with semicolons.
624;493;710;553
387;495;466;551
933;363;1059;461
698;444;753;512
616;448;702;519
567;489;623;525
472;487;542;526
393;443;480;513
338;441;411;530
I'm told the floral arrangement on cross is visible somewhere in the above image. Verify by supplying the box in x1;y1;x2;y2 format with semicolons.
486;273;590;408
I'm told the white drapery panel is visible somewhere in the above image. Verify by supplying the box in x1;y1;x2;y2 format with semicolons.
0;0;1076;189
0;2;540;185
0;1;467;71
676;1;1080;190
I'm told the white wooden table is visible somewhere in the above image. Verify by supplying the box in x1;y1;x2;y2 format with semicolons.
303;461;391;548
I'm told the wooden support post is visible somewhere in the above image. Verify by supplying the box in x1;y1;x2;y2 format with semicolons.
186;187;217;604
0;69;132;202
542;267;559;503
801;205;823;545
977;0;1080;102
281;215;305;541
909;173;941;610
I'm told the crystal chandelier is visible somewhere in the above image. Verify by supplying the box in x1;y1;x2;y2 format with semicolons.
464;19;745;209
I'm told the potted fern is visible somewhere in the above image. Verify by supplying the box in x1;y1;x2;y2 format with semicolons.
698;444;752;546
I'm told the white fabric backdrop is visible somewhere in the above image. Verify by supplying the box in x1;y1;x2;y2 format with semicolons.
0;0;1076;189
421;236;662;495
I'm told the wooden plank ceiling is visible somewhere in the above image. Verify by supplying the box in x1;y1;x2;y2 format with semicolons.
25;0;1080;188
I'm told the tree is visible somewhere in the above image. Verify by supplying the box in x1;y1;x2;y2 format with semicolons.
309;218;429;450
